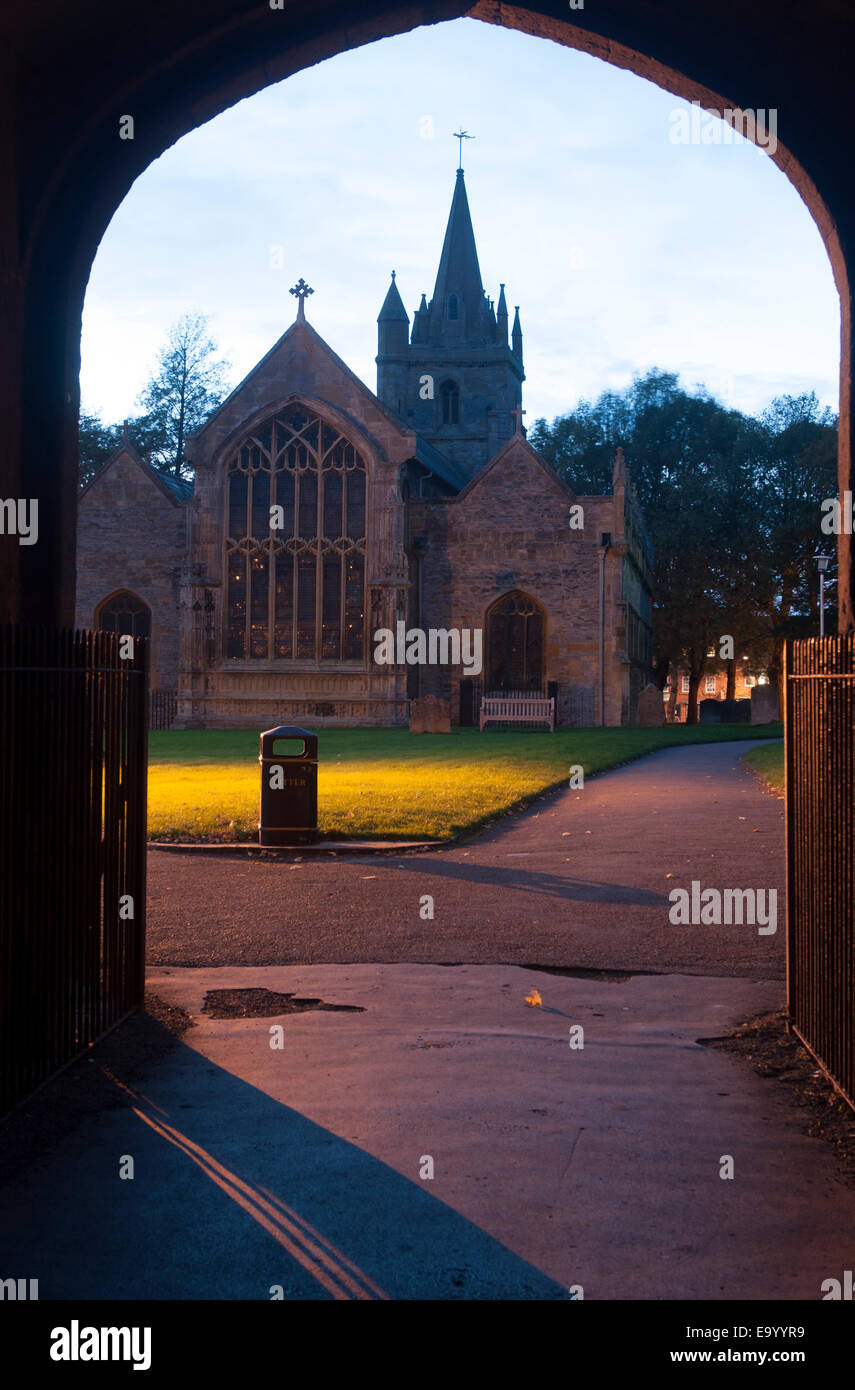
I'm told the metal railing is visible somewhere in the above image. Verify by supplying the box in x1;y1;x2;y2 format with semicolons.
785;634;855;1109
150;688;177;730
0;627;149;1115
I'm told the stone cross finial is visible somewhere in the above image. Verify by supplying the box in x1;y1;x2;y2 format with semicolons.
290;278;314;319
511;402;527;436
122;418;130;443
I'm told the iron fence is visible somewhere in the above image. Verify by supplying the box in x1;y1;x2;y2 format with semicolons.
150;688;177;730
0;627;148;1115
786;634;855;1109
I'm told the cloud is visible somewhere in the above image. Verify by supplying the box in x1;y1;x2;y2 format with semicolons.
80;17;839;425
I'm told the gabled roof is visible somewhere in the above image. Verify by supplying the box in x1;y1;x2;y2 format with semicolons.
189;314;414;451
80;443;193;505
453;432;579;504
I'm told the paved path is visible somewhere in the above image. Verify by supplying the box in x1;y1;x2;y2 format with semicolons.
4;739;819;1303
2;962;852;1300
148;741;785;976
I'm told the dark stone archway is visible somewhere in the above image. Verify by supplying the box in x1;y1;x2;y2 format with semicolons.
1;0;853;628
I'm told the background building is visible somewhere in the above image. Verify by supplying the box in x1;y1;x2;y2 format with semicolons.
76;169;654;726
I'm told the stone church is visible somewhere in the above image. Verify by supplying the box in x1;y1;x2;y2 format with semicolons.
76;167;654;727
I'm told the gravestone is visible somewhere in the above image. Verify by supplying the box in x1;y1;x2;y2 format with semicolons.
635;684;666;727
699;698;722;724
719;697;750;723
409;694;451;734
751;684;780;723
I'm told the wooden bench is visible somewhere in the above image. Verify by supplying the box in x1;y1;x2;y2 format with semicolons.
479;694;555;732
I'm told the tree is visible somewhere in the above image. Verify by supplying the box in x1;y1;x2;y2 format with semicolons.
753;393;838;707
533;371;838;725
136;313;230;477
78;410;171;488
78;409;121;488
534;371;759;720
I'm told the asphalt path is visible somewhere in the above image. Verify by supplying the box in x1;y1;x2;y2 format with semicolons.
147;740;784;977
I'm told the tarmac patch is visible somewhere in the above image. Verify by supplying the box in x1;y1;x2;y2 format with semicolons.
203;988;365;1019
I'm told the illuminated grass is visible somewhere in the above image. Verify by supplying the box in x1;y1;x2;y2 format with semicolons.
148;723;783;842
742;740;785;791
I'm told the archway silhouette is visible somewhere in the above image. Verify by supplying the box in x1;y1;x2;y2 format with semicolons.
2;0;853;631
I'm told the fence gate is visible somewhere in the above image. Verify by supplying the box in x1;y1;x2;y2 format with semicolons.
785;634;855;1108
0;627;149;1115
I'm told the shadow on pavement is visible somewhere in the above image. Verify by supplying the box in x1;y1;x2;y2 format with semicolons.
0;1010;565;1301
392;856;670;906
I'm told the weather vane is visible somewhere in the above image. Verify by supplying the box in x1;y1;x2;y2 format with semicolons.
289;278;314;319
453;129;474;170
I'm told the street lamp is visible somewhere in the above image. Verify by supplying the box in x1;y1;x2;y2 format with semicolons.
815;554;832;638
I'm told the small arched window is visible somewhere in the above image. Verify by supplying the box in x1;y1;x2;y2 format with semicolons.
447;294;459;320
440;380;460;426
96;590;151;642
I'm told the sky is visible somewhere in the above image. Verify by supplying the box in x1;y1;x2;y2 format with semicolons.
80;16;840;430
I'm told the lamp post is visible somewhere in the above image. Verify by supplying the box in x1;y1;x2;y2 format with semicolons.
815;553;832;637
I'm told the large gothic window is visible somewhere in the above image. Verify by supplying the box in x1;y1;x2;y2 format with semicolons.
225;404;366;662
440;379;460;425
486;590;545;692
96;590;151;641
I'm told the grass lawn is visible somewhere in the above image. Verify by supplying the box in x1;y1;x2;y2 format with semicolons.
148;722;784;843
742;740;785;792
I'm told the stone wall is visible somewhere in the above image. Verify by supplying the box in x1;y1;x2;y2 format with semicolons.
409;435;646;726
179;315;416;727
75;450;187;690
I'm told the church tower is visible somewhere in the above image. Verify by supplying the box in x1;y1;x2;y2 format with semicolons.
376;165;525;479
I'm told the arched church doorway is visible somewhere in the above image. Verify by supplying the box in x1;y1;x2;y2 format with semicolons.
486;590;545;693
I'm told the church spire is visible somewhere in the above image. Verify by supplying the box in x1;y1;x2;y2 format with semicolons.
377;270;409;362
430;169;484;324
376;158;525;479
511;304;523;364
378;270;408;325
496;283;508;344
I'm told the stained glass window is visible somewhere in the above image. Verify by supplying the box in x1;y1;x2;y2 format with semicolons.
225;405;366;661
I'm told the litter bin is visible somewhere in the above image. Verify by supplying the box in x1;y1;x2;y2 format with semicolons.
258;725;318;846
